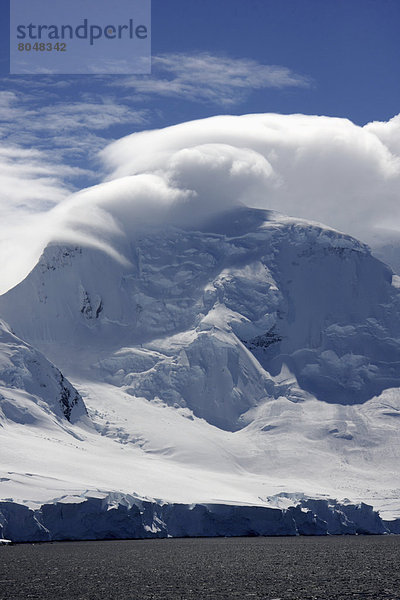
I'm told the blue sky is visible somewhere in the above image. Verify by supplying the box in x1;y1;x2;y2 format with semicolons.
0;0;399;192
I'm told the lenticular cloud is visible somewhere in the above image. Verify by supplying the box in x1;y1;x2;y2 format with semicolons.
2;112;400;294
100;113;400;243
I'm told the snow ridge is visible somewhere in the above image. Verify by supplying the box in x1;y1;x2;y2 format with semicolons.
0;319;87;425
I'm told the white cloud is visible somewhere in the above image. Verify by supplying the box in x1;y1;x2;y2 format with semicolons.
2;111;400;294
0;87;150;292
0;90;148;163
0;144;75;293
364;114;400;159
100;113;400;243
32;101;147;132
119;53;310;105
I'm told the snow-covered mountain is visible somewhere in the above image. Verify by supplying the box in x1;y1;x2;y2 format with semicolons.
0;318;86;425
1;206;400;539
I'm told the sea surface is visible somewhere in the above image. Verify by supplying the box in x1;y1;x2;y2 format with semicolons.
1;535;399;600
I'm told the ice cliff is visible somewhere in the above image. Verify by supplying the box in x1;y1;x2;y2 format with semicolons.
0;492;395;543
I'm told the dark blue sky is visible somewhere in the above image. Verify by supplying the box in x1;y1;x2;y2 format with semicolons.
1;0;399;124
151;0;400;125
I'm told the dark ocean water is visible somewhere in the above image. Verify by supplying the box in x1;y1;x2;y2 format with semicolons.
1;535;399;600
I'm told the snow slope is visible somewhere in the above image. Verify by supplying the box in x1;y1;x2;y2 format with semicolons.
1;207;400;529
0;319;87;425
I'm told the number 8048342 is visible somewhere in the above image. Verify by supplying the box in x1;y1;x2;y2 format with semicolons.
18;42;67;51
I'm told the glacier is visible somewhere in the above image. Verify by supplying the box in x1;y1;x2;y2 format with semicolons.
1;492;398;542
1;206;400;541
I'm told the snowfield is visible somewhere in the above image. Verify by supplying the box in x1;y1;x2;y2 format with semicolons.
1;205;400;540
